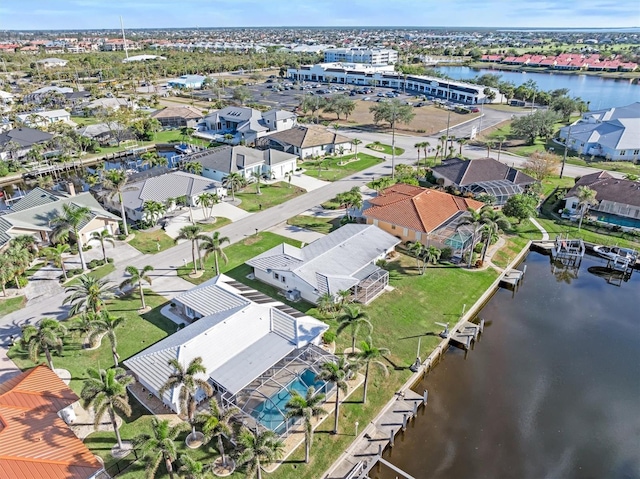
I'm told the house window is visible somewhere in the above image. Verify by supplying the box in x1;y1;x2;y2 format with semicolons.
633;150;640;155
620;150;626;156
391;225;396;230
571;202;578;209
403;228;408;237
274;272;280;280
281;275;286;283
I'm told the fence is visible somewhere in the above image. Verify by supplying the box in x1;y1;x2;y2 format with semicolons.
105;448;141;477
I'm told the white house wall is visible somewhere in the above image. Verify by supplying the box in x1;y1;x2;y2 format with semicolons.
253;269;319;304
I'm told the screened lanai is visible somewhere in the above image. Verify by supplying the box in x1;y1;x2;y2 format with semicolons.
428;210;476;258
462;180;523;205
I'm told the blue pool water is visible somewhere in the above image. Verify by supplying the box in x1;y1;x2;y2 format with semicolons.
596;211;640;229
251;369;327;433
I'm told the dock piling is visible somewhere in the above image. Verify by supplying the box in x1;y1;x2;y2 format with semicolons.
423;389;428;405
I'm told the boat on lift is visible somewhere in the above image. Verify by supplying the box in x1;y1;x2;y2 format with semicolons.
593;245;638;263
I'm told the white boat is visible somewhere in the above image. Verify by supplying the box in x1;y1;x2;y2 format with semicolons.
593;245;638;262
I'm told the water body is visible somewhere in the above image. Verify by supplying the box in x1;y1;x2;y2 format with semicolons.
436;66;640;109
377;251;640;479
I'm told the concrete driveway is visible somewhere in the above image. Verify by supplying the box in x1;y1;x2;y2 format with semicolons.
163;201;252;239
289;173;331;192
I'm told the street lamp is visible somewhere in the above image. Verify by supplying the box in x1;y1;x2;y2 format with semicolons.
560;124;572;179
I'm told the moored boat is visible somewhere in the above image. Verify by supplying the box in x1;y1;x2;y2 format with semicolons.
593;245;638;262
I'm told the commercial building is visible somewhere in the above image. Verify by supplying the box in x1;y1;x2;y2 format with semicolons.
324;47;398;65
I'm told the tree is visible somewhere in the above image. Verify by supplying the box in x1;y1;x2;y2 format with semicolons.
369;99;415;178
457;209;485;268
175;224;206;274
50;203;93;271
81;367;133;450
159;357;213;442
503;193;538;224
458;137;468;156
223;172;244;201
335;187;363;220
369;176;395;195
236;428;284;479
576;186;598;231
355;339;389;404
414;142;422;165
337;304;372;354
409;241;425;274
232;86;252;105
300;95;326;124
195;398;238;470
479;208;511;261
511;110;559;145
0;255;15;296
285;386;326;463
423;245;442;266
142;200;166;228
88;310;125;367
90;229;115;262
42;243;70;281
551;96;579;122
351;138;362;160
178;455;206;479
103;169;130;237
316;357;356;434
183;161;203;176
523;151;560;181
20;318;67;370
199;231;229;276
250;170;263;195
63;275;115;315
197;192;219;219
120;264;154;310
136;418;188;479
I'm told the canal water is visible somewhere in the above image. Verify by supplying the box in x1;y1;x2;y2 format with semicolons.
436;66;640;109
377;251;640;479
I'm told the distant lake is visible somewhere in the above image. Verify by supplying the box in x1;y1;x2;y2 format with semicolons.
435;66;640;109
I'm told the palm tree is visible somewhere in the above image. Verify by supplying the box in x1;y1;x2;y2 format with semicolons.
159;357;213;442
20;318;67;370
316;292;336;317
197;192;219;219
458;138;468;156
184;161;203;176
222;172;244;201
577;186;597;231
0;255;15;296
196;398;238;470
103;169;130;237
120;264;154;310
284;170;293;188
42;243;70;281
236;428;284;479
50;203;92;271
178;455;206;479
480;208;511;261
142;200;166;228
90;229;115;262
351;138;362;160
80;367;133;450
414;142;422;165
316;357;356;434
136;418;188;479
355;339;389;404
250;170;263;195
88;310;125;367
457;208;485;268
285;386;326;463
199;232;229;276
423;245;442;266
409;241;425;274
63;275;115;315
422;141;431;165
175;225;206;274
337;304;372;353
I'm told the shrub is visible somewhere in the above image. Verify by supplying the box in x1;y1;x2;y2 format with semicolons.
107;257;114;264
440;247;453;262
82;244;93;252
117;234;127;241
72;268;83;275
474;242;484;254
323;331;337;344
11;276;29;288
88;260;98;269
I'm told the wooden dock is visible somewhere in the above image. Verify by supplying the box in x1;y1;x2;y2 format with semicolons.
449;320;484;350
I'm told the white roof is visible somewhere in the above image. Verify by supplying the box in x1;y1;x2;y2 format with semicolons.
122;54;166;63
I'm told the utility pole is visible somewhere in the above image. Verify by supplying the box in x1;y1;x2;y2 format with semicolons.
560;124;572;178
120;16;129;60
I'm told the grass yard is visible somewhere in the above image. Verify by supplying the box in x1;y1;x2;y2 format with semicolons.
197;216;231;232
65;263;116;286
0;295;26;316
235;182;306;212
491;218;542;269
301;153;383;181
71;116;100;126
366;142;404;156
287;215;341;235
129;229;175;254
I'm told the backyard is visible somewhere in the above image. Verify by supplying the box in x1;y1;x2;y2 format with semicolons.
235;182;306;212
301;153;383;181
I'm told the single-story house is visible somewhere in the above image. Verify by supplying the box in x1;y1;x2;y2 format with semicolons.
199;107;296;145
101;170;225;223
16;109;74;128
182;145;298;182
151;105;204;128
258;125;353;159
0;366;106;479
362;183;484;257
36;57;68;68
431;157;536;205
558;102;640;161
0;90;14;113
563;170;640;229
246;224;400;305
122;54;166;63
85;97;136;115
167;74;207;89
0;127;53;160
77;122;136;146
125;274;331;434
0;186;120;250
23;85;74;105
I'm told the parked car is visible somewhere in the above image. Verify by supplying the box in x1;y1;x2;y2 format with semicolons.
377;92;386;97
363;96;371;101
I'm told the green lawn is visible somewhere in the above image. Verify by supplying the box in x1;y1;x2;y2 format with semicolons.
287;215;341;235
129;229;175;254
491;218;542;269
366;143;404;156
235;182;306;212
71;116;100;126
0;295;26;316
301;153;383;181
197;216;231;231
64;263;116;286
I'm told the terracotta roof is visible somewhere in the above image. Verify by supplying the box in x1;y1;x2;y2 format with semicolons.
364;184;484;233
266;125;351;148
0;366;103;479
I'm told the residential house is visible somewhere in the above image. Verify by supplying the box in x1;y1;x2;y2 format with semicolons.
85;97;136;115
258;125;353;159
246;224;400;304
182;145;298;182
23;86;74;105
558;102;640;161
36;57;68;68
0;366;107;479
0;127;53;160
167;74;207;89
563;170;640;229
77;123;135;146
122;54;166;63
362;184;484;257
16;109;74;128
431;157;536;205
0;186;120;250
151;105;204;128
125;274;330;434
0;90;14;113
101;170;225;224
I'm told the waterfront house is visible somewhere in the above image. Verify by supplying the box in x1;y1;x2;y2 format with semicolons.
258;124;353;159
362;184;484;258
150;105;204;128
246;224;400;305
23;86;74;105
16;109;73;128
124;274;330;434
0;127;53;160
431;157;536;205
0;366;106;479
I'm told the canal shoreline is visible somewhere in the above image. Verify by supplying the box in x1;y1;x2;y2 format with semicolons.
461;62;640;82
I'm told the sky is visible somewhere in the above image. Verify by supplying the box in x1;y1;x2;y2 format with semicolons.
1;0;639;30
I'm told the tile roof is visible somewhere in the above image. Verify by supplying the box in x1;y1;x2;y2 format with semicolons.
0;127;53;149
0;366;103;479
566;171;640;208
432;157;536;187
151;105;204;120
363;184;484;233
266;125;352;148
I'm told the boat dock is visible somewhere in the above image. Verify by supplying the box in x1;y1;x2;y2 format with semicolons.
500;266;527;290
449;319;484;350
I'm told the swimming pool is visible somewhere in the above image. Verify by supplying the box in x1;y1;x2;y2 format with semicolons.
596;211;640;229
251;369;327;434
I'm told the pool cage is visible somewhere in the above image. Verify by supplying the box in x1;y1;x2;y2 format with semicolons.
217;344;337;436
428;211;477;259
351;265;389;304
462;180;524;206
